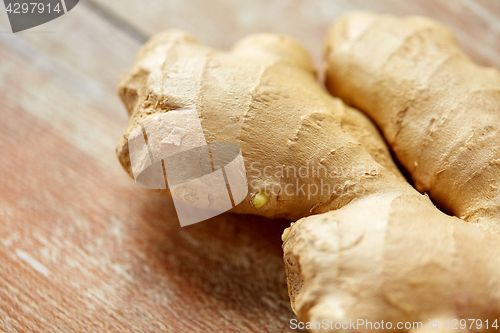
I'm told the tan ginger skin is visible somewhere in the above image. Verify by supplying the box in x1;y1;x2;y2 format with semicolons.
117;31;500;331
116;30;405;221
324;12;500;234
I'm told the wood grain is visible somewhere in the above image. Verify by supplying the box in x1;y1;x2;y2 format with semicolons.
0;0;498;332
87;0;500;72
0;3;303;333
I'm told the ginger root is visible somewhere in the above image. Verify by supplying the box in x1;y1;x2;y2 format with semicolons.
284;193;500;330
116;31;500;331
324;12;500;233
116;30;405;221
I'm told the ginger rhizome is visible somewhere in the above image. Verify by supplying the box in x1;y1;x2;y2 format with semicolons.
325;12;500;233
117;31;500;331
117;30;404;221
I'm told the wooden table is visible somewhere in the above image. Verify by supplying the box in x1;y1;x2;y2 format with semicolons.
0;1;499;332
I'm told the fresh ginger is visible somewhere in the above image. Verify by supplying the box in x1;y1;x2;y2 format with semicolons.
284;193;500;331
116;30;404;221
117;31;500;331
324;12;500;233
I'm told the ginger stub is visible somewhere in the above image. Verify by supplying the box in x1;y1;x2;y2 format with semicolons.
117;30;500;331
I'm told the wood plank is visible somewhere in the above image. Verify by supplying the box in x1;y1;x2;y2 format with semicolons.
87;0;500;71
0;4;303;332
0;3;139;93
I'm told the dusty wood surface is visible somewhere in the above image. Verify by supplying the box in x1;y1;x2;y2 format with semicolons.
88;0;500;71
0;1;498;332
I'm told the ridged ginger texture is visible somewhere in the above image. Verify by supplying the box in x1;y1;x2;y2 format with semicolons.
325;11;500;233
117;31;500;331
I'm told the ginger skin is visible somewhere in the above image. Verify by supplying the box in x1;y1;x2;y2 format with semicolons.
324;12;500;233
117;30;405;221
117;31;500;331
284;194;500;332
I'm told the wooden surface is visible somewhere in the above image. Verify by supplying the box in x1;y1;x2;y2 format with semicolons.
0;1;499;332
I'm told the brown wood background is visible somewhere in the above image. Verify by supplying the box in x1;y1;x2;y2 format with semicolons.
0;0;499;332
